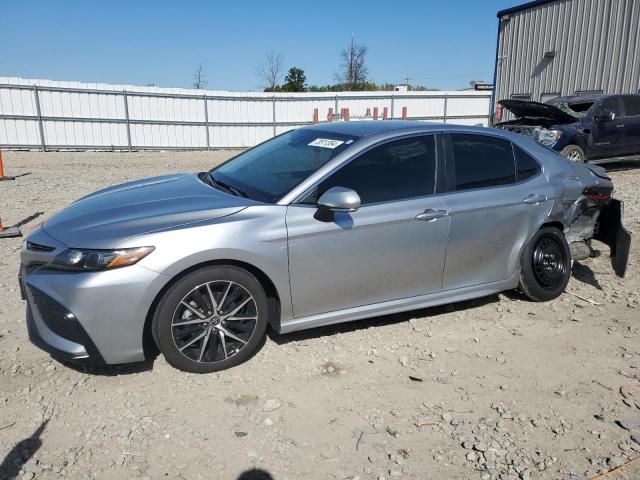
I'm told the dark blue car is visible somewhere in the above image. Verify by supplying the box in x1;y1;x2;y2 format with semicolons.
495;94;640;162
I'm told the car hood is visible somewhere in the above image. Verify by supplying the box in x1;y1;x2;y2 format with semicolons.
499;99;577;124
42;173;254;249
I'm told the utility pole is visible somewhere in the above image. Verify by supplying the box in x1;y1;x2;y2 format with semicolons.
348;34;355;89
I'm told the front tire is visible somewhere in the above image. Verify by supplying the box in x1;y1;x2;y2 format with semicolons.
152;266;269;373
519;227;571;302
560;144;585;162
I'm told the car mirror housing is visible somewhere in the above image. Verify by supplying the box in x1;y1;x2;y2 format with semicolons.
317;186;361;212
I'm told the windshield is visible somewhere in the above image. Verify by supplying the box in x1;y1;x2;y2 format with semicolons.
545;98;595;118
209;128;359;203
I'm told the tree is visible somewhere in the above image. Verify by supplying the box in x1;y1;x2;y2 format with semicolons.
282;67;307;92
256;51;284;92
337;36;368;90
192;65;207;89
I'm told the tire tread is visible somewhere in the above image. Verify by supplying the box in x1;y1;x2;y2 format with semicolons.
152;265;268;373
518;227;571;302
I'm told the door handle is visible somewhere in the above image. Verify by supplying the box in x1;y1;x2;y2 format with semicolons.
523;194;548;204
616;124;625;129
415;209;448;221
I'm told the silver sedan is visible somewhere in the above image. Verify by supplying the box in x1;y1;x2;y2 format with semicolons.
20;121;630;372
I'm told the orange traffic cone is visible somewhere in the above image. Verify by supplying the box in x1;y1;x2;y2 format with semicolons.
0;149;16;181
0;216;21;238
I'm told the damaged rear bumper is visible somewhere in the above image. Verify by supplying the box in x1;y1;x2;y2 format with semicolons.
594;199;631;278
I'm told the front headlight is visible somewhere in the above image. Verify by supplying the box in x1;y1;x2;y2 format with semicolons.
536;129;562;146
49;246;154;271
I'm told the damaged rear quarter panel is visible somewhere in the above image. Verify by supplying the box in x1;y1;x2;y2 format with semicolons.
512;141;614;266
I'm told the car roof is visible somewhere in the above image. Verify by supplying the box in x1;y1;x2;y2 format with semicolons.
550;95;603;102
300;120;489;137
552;93;640;103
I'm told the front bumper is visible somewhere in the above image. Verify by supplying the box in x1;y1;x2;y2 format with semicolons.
20;228;169;365
24;279;106;365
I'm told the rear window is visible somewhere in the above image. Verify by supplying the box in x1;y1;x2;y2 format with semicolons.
450;134;516;191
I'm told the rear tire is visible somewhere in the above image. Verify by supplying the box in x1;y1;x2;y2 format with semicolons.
152;266;269;373
519;227;571;302
560;144;585;162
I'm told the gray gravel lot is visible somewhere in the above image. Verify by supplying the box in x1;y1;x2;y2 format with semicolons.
1;150;639;480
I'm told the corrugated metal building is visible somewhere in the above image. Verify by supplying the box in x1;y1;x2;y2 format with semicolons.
493;0;640;119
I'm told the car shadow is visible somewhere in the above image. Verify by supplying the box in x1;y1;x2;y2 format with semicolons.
58;357;156;376
268;294;499;345
0;420;48;480
571;261;603;290
236;469;274;480
596;157;640;172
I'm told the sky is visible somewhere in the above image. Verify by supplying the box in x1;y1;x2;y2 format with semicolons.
0;0;519;92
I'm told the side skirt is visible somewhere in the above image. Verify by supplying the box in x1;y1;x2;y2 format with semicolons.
279;273;519;334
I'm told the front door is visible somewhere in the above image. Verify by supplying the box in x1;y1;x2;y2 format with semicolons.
589;96;624;159
286;134;449;319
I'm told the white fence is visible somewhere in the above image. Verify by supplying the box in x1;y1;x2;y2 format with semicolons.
0;77;492;150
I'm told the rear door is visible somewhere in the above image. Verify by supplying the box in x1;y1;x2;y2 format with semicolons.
589;96;624;158
286;134;449;319
442;133;552;290
618;95;640;156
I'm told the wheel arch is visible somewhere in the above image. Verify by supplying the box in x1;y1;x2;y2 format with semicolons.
540;220;566;232
142;259;282;360
513;219;567;282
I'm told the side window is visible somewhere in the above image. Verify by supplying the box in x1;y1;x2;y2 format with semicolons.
622;96;640;117
450;134;515;191
514;145;541;182
598;97;621;116
309;136;436;205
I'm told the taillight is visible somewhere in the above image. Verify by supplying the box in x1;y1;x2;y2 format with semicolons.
584;186;612;202
494;105;503;123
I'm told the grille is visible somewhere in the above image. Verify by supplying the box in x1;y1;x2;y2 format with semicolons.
27;241;55;252
24;264;44;274
496;125;538;137
27;285;84;344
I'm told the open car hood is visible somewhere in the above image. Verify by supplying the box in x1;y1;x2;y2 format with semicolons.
498;99;577;124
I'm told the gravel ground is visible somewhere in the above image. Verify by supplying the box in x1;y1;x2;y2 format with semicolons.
0;150;639;480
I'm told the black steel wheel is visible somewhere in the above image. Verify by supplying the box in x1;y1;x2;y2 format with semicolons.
519;226;571;302
152;266;269;373
531;235;568;291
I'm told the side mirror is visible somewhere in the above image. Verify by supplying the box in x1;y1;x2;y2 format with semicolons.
317;186;361;212
595;110;615;122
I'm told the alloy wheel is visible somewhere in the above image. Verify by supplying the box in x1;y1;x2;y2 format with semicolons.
171;281;258;363
567;150;582;162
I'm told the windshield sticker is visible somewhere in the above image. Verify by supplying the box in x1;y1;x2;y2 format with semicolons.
308;138;345;149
